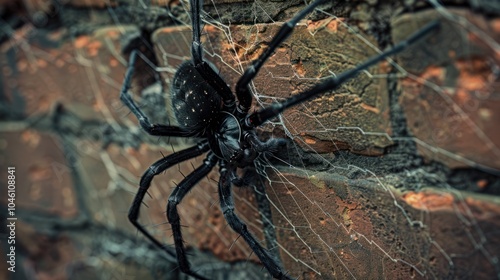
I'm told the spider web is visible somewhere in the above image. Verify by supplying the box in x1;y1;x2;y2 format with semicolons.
2;0;499;279
83;1;500;279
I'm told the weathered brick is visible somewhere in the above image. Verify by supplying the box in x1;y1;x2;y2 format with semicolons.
394;9;500;170
267;170;500;279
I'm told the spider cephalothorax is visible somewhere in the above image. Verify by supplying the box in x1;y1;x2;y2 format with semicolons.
120;0;439;279
172;59;272;167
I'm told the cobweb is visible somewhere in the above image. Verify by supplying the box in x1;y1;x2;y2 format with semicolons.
3;0;499;279
102;1;500;279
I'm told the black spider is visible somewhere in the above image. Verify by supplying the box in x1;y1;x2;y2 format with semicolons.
120;0;439;279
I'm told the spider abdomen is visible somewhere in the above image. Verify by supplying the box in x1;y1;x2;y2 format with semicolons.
171;61;222;131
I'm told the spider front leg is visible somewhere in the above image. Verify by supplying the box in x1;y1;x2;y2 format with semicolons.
244;131;288;154
166;152;218;277
235;0;328;115
219;162;293;280
245;20;440;128
120;50;198;137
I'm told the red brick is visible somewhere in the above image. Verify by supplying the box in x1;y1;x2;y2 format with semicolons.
394;9;500;170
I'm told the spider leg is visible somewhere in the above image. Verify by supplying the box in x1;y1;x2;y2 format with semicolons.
128;141;210;279
244;131;287;153
230;167;254;187
120;50;198;137
218;162;293;280
166;152;218;276
235;0;328;116
253;173;282;264
231;168;284;271
189;0;236;112
189;0;204;66
245;20;440;128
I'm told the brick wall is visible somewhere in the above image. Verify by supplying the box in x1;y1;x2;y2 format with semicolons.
1;1;499;279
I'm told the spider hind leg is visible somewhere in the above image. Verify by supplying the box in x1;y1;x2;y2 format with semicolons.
219;162;293;280
127;142;210;280
166;152;218;276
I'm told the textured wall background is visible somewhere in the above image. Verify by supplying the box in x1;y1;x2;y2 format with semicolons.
1;0;500;279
